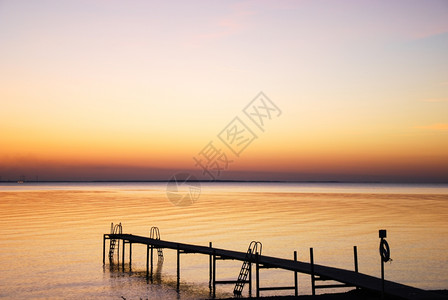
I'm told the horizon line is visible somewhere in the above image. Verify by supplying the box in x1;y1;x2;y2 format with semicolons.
1;180;448;184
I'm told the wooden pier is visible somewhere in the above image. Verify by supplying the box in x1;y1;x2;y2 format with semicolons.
103;230;446;300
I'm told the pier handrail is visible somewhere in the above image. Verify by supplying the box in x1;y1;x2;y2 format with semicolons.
234;241;262;296
149;226;164;261
108;222;122;261
149;226;161;240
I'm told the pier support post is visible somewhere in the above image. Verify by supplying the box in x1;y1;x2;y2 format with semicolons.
102;234;106;265
256;253;260;298
310;248;315;296
381;260;384;299
379;229;389;300
122;240;125;269
381;253;385;299
381;250;384;299
177;244;180;290
209;242;212;290
294;251;298;296
249;262;252;297
354;246;359;290
151;245;154;278
129;242;132;268
146;245;149;276
117;239;120;265
212;249;216;298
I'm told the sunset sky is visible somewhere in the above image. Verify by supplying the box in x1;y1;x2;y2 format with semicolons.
1;0;447;182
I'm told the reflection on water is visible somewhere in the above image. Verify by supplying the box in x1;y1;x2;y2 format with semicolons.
0;182;447;299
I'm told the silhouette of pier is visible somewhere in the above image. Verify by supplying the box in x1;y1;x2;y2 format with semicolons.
103;225;445;300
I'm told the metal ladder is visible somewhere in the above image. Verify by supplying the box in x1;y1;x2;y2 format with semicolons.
108;222;122;261
150;226;163;261
233;241;262;297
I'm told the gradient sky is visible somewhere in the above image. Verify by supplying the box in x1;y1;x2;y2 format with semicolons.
1;0;447;182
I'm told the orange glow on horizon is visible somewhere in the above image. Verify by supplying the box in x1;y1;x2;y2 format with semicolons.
1;1;447;182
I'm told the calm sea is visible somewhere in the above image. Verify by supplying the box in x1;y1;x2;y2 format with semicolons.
0;182;447;299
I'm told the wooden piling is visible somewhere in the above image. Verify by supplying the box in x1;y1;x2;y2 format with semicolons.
150;245;154;275
122;240;125;269
177;244;180;289
310;247;315;296
381;250;385;299
209;242;212;289
354;246;359;290
294;250;298;296
146;245;149;276
129;242;132;267
212;249;216;298
249;262;252;297
256;253;260;298
117;239;120;265
102;234;106;265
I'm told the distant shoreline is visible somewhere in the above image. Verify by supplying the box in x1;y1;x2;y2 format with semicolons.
0;180;378;183
1;180;447;184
